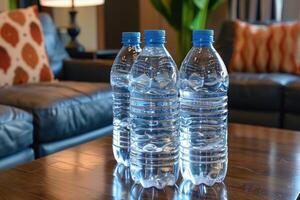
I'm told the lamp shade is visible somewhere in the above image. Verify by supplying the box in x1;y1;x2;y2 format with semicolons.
40;0;104;7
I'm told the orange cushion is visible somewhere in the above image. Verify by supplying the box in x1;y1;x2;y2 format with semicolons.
0;6;53;87
230;20;300;74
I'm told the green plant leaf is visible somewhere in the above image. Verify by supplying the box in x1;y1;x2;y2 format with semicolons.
182;0;194;29
192;0;207;9
149;0;225;64
190;0;209;29
162;0;172;14
150;0;172;22
150;0;184;31
208;0;225;11
169;0;184;30
190;10;201;29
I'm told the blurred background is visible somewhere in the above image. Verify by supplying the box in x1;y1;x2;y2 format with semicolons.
0;0;299;62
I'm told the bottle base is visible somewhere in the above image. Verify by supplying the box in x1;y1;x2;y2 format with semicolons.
132;174;177;189
179;180;227;199
181;176;226;187
190;176;225;186
180;161;227;186
130;162;179;189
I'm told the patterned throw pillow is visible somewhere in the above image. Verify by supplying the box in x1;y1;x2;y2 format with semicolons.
0;6;53;87
230;20;300;74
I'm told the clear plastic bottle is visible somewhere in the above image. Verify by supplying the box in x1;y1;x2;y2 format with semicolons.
179;30;229;186
111;32;141;166
179;181;227;200
112;164;133;200
129;30;179;189
130;184;178;199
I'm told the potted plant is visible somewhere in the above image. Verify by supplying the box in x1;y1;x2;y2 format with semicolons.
150;0;225;63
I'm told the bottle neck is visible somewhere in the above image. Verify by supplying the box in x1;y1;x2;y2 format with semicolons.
123;43;141;47
193;42;213;48
144;43;165;48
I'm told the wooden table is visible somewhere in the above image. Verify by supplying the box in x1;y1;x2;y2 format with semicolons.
0;123;299;200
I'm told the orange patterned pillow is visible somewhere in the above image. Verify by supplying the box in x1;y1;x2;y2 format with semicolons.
267;24;284;72
230;20;300;74
0;6;53;87
254;26;270;72
230;21;247;72
280;22;300;73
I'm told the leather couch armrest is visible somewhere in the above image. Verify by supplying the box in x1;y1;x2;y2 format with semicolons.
62;59;113;83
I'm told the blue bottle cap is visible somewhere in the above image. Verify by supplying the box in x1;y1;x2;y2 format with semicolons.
144;30;166;45
122;32;141;45
192;30;214;46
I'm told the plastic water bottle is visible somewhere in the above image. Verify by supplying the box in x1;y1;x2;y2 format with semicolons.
179;181;227;200
179;30;229;186
112;164;133;199
111;32;141;166
130;184;178;199
129;30;179;189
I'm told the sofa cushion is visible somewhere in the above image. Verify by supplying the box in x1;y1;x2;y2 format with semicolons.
283;113;300;130
0;105;33;158
285;80;300;114
39;125;113;157
0;149;34;170
229;73;299;111
0;81;112;143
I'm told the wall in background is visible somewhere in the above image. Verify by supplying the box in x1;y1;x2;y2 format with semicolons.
207;2;229;39
104;0;139;49
283;0;300;20
97;5;105;49
0;0;229;58
52;6;99;51
0;1;9;11
229;0;300;21
1;0;299;54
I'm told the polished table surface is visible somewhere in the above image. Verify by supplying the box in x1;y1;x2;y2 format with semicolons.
0;123;300;200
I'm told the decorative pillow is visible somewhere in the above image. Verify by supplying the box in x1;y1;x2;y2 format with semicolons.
241;25;256;72
254;26;270;72
0;6;53;87
280;22;300;73
230;20;300;74
230;21;247;72
268;24;284;72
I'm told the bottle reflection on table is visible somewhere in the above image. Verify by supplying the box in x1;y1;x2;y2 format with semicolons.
112;164;133;200
113;164;227;200
130;184;178;200
178;181;227;200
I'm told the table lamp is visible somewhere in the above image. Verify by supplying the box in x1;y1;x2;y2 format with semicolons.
40;0;104;53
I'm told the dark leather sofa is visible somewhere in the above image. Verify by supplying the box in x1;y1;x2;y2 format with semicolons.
217;21;300;130
0;105;34;169
0;13;113;170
